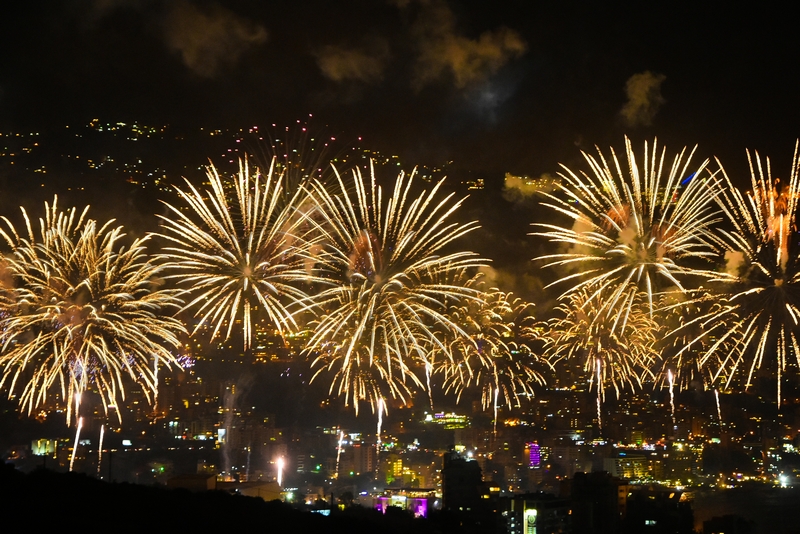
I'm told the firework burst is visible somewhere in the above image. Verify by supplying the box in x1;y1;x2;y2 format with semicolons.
544;287;659;431
533;137;721;316
0;198;185;424
676;143;800;404
302;163;485;414
439;288;547;410
655;291;727;391
158;158;320;349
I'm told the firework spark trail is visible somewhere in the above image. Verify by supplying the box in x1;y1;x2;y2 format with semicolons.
376;397;384;445
153;358;159;416
376;397;384;477
715;389;722;423
0;197;185;423
97;424;105;478
672;143;800;405
595;359;603;436
277;457;284;487
302;163;485;414
425;361;435;411
158;158;323;350
533;137;722;320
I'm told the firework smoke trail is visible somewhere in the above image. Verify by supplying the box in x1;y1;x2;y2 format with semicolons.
674;143;800;405
97;424;105;478
0;197;185;424
222;394;232;479
715;389;722;423
533;137;721;318
245;445;251;482
302;163;485;414
158;158;322;350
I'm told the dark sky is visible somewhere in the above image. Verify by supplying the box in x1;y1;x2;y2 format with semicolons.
3;1;800;178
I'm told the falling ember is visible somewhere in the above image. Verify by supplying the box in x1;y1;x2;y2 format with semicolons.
376;398;384;478
70;419;83;472
97;424;105;478
425;362;435;411
668;369;676;428
493;388;499;437
376;398;384;446
715;389;722;423
70;393;82;472
335;429;344;480
596;359;603;436
153;359;159;415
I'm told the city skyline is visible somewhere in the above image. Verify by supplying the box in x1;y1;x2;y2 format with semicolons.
3;4;800;532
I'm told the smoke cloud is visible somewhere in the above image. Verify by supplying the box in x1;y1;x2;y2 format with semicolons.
410;0;527;90
478;265;546;304
162;0;267;77
502;173;557;204
315;42;389;83
724;250;745;277
620;71;666;127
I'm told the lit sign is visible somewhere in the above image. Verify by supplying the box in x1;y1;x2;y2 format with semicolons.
524;508;537;532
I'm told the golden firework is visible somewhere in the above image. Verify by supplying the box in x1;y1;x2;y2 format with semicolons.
533;137;721;317
158;158;321;349
0;197;185;424
302;163;485;414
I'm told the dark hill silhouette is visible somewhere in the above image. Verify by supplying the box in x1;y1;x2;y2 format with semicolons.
0;462;470;533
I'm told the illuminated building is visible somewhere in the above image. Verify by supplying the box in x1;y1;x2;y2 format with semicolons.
374;488;439;518
526;442;541;467
422;411;470;429
502;493;572;534
603;453;649;480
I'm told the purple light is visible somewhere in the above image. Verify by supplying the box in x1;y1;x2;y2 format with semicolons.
376;496;389;513
409;498;428;518
527;442;540;467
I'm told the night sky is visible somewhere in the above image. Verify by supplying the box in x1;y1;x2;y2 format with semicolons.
3;1;799;176
2;1;800;301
